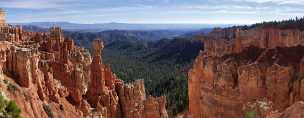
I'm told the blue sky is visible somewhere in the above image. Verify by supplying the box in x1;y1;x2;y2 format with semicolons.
1;0;304;24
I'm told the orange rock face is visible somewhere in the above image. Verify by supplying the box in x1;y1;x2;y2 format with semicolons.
267;101;304;118
0;9;5;26
0;11;168;118
188;28;304;118
117;80;168;118
205;28;304;56
87;39;106;107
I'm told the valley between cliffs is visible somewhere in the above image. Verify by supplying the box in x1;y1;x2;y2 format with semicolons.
3;8;304;118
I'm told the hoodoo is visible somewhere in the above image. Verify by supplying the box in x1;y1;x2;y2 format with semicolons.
0;9;168;118
0;9;5;27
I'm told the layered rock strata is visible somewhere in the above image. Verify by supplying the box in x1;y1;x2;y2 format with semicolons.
188;27;304;118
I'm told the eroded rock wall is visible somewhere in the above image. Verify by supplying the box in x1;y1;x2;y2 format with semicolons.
188;27;304;118
0;21;168;118
117;80;168;118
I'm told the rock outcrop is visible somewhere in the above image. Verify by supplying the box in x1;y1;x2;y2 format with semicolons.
117;80;168;118
0;10;168;118
188;27;304;118
0;9;5;27
267;101;304;118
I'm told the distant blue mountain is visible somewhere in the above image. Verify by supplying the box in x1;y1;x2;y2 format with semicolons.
14;22;233;32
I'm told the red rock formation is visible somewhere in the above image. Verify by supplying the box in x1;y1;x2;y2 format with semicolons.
87;39;106;107
0;9;5;26
117;80;168;118
265;64;292;109
144;96;168;118
0;9;168;118
69;66;86;104
267;101;304;118
188;51;243;118
238;64;265;100
117;80;146;118
188;27;304;118
105;65;116;90
204;28;304;57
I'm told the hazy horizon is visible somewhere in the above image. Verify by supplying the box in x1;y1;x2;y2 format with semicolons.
12;21;236;25
1;0;304;24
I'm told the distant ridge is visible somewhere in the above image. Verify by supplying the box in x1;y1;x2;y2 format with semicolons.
13;22;233;32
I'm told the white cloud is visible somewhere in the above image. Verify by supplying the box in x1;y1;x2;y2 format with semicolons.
2;0;304;24
0;0;78;9
236;0;304;5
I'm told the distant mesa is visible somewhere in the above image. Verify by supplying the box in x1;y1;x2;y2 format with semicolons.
15;21;233;31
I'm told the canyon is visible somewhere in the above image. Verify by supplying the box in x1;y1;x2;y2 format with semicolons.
187;27;304;118
0;9;168;118
2;7;304;118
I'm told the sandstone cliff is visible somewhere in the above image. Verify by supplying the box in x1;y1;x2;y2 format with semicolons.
187;27;304;118
0;21;168;117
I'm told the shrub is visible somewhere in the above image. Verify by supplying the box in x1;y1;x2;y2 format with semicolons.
6;101;21;118
245;111;259;118
43;103;54;118
7;83;18;92
0;93;21;118
3;79;8;84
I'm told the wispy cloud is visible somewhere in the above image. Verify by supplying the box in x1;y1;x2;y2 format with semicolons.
0;0;66;9
1;0;304;24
